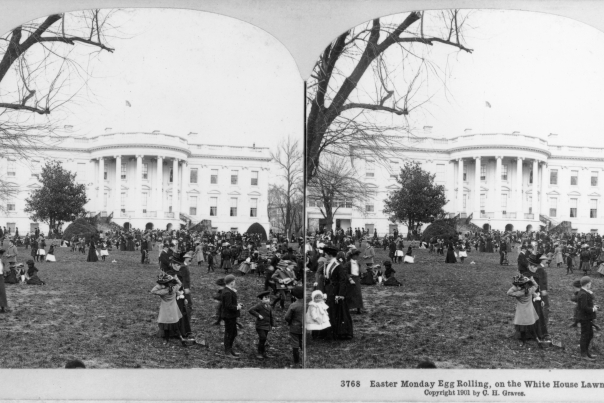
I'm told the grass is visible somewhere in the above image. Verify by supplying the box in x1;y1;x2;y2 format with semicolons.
0;243;299;369
306;242;604;369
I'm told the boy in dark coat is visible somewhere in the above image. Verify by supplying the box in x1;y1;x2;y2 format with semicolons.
220;274;242;358
248;291;275;359
577;276;599;360
212;279;225;325
284;286;304;366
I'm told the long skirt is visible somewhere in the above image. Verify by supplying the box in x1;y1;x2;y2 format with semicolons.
46;254;56;262
221;258;232;269
0;275;8;307
87;247;98;262
532;299;547;339
38;249;46;256
345;275;363;310
332;299;354;339
445;249;457;263
238;262;251;275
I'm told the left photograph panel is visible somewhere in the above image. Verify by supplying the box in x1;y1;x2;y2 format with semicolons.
0;8;304;368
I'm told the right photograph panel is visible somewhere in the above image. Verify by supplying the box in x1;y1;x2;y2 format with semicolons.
304;9;604;368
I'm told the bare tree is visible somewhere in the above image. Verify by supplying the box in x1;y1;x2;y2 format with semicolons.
306;10;473;181
307;156;369;232
0;10;118;212
270;137;303;238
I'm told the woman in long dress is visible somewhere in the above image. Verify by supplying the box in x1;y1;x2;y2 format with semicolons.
344;249;364;314
0;249;8;313
445;238;457;263
553;244;564;268
87;238;99;262
195;242;204;266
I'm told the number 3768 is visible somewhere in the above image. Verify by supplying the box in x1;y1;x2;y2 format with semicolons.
341;381;361;387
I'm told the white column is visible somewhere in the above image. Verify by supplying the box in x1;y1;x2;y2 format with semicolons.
532;159;539;220
156;156;163;218
516;157;523;218
448;160;456;214
474;156;481;218
89;159;96;213
98;157;105;213
172;158;180;220
114;155;121;217
541;162;548;216
180;160;188;213
135;155;143;218
457;158;464;215
494;156;502;219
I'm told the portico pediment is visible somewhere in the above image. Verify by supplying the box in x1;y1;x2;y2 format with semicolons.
228;191;241;196
546;190;560;196
120;185;129;190
567;191;581;196
386;185;400;190
588;192;601;197
248;191;262;196
188;188;201;195
480;186;489;191
208;189;221;195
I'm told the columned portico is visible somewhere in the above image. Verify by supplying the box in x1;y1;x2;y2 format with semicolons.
172;158;180;219
495;156;502;219
457;158;464;215
156;156;164;217
474;156;481;218
516;157;523;218
540;162;548;216
180;160;188;214
114;155;121;217
98;157;105;212
532;159;539;219
135;155;143;217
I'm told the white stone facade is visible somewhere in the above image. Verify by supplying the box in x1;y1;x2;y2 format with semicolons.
307;132;604;235
0;132;271;236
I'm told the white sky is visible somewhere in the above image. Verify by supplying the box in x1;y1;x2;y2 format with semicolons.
27;8;303;150
359;9;604;146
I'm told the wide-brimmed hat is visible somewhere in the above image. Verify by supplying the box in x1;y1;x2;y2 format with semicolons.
512;274;531;286
322;246;339;256
156;273;175;285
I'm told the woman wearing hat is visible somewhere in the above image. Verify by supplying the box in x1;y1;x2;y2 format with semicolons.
507;275;540;347
0;249;8;313
553;243;564;268
580;244;592;275
445;237;457;264
150;273;188;347
343;248;364;314
322;245;353;340
167;256;192;337
86;237;99;262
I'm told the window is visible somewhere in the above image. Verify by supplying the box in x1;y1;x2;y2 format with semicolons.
142;163;148;180
571;170;578;186
7;202;15;211
250;198;257;217
230;198;238;216
7;159;15;176
501;193;508;209
142;192;148;207
550;169;558;185
121;164;127;180
169;169;173;183
366;160;375;178
480;164;486;181
590;199;598;218
592;171;599;186
251;171;258;186
210;169;218;184
210;197;217;216
463;194;467;208
189;196;197;216
528;196;532;214
31;160;40;177
230;227;238;232
121;192;126;209
104;169;107;180
231;170;238;185
480;194;486;212
345;199;352;208
190;168;198;184
570;198;578;218
435;164;445;182
77;163;87;181
549;197;557;218
366;204;375;212
501;165;508;181
463;164;467;181
104;193;108;208
529;170;533;184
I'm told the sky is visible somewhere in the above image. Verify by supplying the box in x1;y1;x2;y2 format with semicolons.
347;9;604;146
10;8;303;150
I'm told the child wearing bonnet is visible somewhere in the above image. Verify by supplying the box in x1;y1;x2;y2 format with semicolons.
306;290;331;339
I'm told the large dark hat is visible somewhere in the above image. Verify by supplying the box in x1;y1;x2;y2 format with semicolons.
322;245;339;256
527;254;542;266
290;285;303;299
169;255;184;265
257;290;271;300
349;248;361;257
512;274;530;286
215;278;226;286
156;273;175;285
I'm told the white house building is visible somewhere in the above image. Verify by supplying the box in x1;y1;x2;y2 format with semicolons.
307;131;604;235
0;131;272;237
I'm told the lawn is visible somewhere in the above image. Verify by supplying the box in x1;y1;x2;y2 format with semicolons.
0;243;299;369
306;242;604;369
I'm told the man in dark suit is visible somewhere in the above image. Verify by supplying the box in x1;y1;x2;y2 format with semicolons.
577;276;598;360
221;274;243;358
158;243;173;273
517;245;530;276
